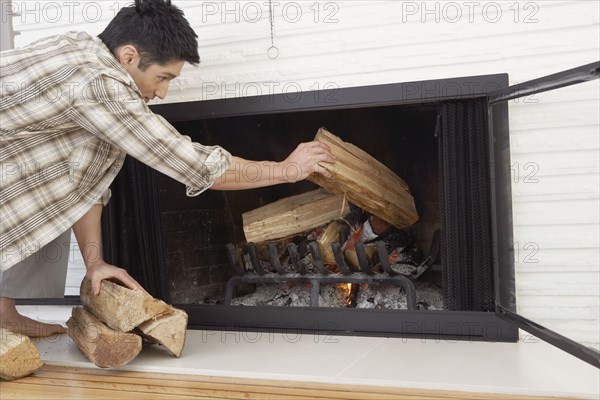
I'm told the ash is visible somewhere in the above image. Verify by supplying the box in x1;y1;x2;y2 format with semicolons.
231;279;444;310
232;283;310;307
231;283;353;308
356;280;444;310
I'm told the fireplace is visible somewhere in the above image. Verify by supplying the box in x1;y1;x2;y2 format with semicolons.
103;73;520;342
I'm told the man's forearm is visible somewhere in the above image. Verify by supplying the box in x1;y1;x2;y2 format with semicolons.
71;205;147;295
71;204;104;267
210;157;297;190
210;140;334;191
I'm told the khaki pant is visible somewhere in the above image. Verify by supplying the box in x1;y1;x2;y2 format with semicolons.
0;230;71;299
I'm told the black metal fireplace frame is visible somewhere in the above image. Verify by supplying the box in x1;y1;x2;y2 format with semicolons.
149;73;520;343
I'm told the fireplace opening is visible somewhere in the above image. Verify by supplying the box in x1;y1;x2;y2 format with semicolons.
157;99;492;313
160;104;440;307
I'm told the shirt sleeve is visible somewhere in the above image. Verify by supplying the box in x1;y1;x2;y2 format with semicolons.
93;188;112;206
69;75;231;196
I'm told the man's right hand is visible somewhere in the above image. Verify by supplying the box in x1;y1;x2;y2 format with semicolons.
85;260;148;296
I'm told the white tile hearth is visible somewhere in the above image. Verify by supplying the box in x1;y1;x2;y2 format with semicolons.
17;305;600;399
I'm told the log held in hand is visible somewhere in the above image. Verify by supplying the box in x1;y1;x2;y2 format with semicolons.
80;278;171;332
308;127;419;229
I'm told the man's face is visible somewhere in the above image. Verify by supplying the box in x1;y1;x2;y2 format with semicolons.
116;45;185;103
125;60;185;103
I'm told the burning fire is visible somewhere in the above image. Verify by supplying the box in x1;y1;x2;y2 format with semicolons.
345;283;353;306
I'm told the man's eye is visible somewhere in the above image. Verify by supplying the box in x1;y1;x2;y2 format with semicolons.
158;77;166;82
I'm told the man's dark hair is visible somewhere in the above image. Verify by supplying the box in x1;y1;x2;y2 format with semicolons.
98;0;200;70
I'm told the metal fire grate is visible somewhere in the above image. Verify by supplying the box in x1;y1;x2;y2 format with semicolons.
223;239;440;310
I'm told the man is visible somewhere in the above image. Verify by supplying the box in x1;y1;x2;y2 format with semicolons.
0;0;334;337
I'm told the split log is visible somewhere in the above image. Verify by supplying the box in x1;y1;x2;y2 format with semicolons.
137;307;188;358
308;127;419;229
80;278;171;332
317;221;348;265
243;189;350;244
345;245;378;271
66;307;141;368
0;328;43;380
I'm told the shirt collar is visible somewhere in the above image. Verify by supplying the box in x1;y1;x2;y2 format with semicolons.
86;33;144;99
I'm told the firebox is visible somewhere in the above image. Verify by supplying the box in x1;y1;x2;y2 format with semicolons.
99;62;599;366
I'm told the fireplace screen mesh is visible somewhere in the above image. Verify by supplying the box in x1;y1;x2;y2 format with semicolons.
439;98;495;312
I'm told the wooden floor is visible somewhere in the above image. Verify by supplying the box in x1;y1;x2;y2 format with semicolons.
0;365;575;400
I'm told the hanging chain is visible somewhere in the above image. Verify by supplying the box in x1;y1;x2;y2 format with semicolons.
267;0;279;59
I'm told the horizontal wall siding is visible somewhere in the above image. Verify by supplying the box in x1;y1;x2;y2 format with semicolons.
10;1;599;349
509;76;599;349
10;1;599;90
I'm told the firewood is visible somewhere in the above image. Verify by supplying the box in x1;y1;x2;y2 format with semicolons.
317;221;348;265
0;328;44;380
243;189;350;244
343;219;378;270
137;307;188;358
345;245;378;271
80;278;171;332
308;127;419;229
66;307;141;368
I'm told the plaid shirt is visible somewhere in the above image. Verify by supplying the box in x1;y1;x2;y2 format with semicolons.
0;32;231;270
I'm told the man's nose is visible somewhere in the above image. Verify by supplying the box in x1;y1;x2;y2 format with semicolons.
155;84;169;100
155;89;167;100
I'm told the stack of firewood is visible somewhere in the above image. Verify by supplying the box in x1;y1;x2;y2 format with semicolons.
66;279;188;368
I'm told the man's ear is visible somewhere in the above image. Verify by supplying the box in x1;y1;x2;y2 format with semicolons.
115;45;140;68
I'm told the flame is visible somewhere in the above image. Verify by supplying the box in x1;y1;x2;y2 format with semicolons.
346;283;353;305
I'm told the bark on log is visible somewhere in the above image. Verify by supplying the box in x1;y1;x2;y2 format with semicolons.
0;328;44;380
80;278;171;332
66;307;142;368
137;307;188;358
243;189;350;243
308;127;419;229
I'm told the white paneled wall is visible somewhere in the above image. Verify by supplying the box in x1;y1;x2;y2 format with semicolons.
509;78;599;350
9;1;599;349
